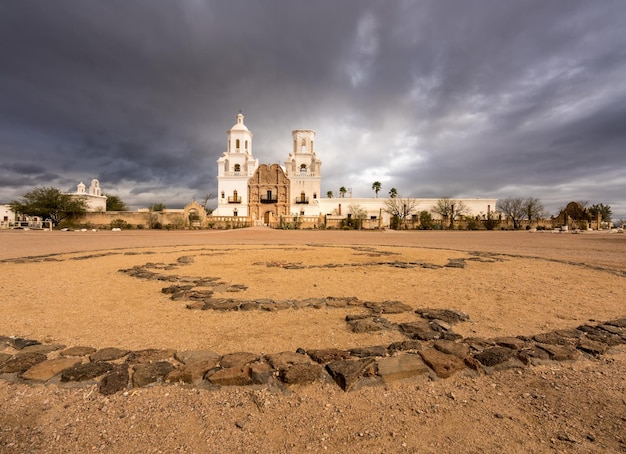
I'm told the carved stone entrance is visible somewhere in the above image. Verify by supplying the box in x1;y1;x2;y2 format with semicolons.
248;164;290;224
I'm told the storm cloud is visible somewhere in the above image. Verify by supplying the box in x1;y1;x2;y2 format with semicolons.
1;0;624;218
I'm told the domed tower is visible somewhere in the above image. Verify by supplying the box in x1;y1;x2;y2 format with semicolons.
214;113;259;216
284;129;322;215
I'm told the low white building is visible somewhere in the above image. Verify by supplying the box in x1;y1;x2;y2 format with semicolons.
0;204;16;228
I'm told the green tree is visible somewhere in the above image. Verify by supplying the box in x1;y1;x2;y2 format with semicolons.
339;186;347;198
372;181;382;198
589;203;612;223
10;186;87;227
105;194;128;211
348;204;367;229
432;197;469;229
326;190;333;198
149;203;166;212
389;187;398;198
496;197;525;229
418;210;434;229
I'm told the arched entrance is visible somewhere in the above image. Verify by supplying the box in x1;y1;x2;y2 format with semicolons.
264;211;272;225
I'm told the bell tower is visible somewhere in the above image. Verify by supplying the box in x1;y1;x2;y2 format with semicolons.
214;113;259;216
285;129;322;215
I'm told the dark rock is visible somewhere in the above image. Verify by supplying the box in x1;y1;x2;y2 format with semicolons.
204;298;240;311
464;356;484;372
326;359;375;391
176;256;195;265
597;324;625;336
445;258;466;268
206;366;253;386
99;365;129;395
307;349;351;364
377;354;430;382
0;353;11;364
492;337;529;350
399;321;439;340
220;352;259;368
10;338;41;350
186;301;205;310
0;352;47;373
61;362;114;382
433;340;470;359
517;346;551;365
576;338;607;356
605;318;626;328
20;357;82;381
132;362;174;387
239;302;258;311
126;349;176;364
429;319;452;332
266;351;310;370
90;348;129;362
415;308;470;324
536;343;580;361
464;337;496;351
473;346;514;367
348;318;384;333
553;329;583;339
419;349;466;378
387;340;422;353
280;364;324;384
349;346;388;358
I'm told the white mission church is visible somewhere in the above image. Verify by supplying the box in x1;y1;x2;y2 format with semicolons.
212;113;496;226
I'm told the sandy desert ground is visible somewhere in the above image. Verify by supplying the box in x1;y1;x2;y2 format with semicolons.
1;228;625;453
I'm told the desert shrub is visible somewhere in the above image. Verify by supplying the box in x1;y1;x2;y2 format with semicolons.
110;219;129;229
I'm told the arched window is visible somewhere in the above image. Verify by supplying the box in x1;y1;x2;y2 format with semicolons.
221;191;225;199
245;140;248;150
235;139;240;150
300;164;307;175
234;164;241;172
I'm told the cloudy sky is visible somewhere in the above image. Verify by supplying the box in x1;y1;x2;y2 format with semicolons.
1;1;625;219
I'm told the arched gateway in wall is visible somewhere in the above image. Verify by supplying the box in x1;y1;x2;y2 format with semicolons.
248;164;290;225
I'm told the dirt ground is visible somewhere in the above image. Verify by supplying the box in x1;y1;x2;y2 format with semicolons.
1;228;625;453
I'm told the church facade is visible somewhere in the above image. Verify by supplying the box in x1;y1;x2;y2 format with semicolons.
212;113;496;226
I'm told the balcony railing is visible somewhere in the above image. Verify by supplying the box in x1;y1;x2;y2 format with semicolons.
228;196;242;204
295;197;309;204
260;196;278;204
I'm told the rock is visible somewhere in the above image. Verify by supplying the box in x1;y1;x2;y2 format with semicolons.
280;364;324;384
399;321;439;340
166;361;216;384
597;324;625;336
532;332;571;346
10;338;41;350
175;350;220;366
348;318;384;333
132;362;175;387
473;346;514;367
186;301;205;310
377;354;430;382
126;349;176;364
419;349;466;378
99;365;129;395
553;329;583;340
605;317;626;328
492;337;529;350
415;308;470;324
536;343;580;361
206;366;253;386
326;358;375;391
429;319;452;332
387;340;422;353
380;300;413;314
445;258;466;268
249;362;275;384
464;356;484;372
20;344;65;354
220;352;259;368
61;362;114;382
239;302;258;311
433;340;470;359
266;351;311;370
204;299;241;311
307;348;352;364
0;353;11;365
20;357;82;381
60;346;97;357
349;346;388;358
576;338;607;356
90;348;129;362
0;352;47;373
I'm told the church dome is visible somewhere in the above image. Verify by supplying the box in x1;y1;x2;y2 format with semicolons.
230;113;249;131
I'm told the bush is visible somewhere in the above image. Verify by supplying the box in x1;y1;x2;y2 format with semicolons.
110;219;130;230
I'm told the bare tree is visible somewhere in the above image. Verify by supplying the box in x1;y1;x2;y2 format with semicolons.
431;197;469;229
497;197;525;229
524;197;544;224
384;196;418;229
201;192;214;214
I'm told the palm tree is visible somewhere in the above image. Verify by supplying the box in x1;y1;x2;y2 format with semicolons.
326;190;333;198
372;181;382;198
389;187;398;198
339;186;347;198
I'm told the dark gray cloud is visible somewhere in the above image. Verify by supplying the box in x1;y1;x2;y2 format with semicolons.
1;0;624;219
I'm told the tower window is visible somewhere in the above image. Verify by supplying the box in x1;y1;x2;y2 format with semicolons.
234;164;241;172
245;140;248;149
300;164;307;174
236;139;240;150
